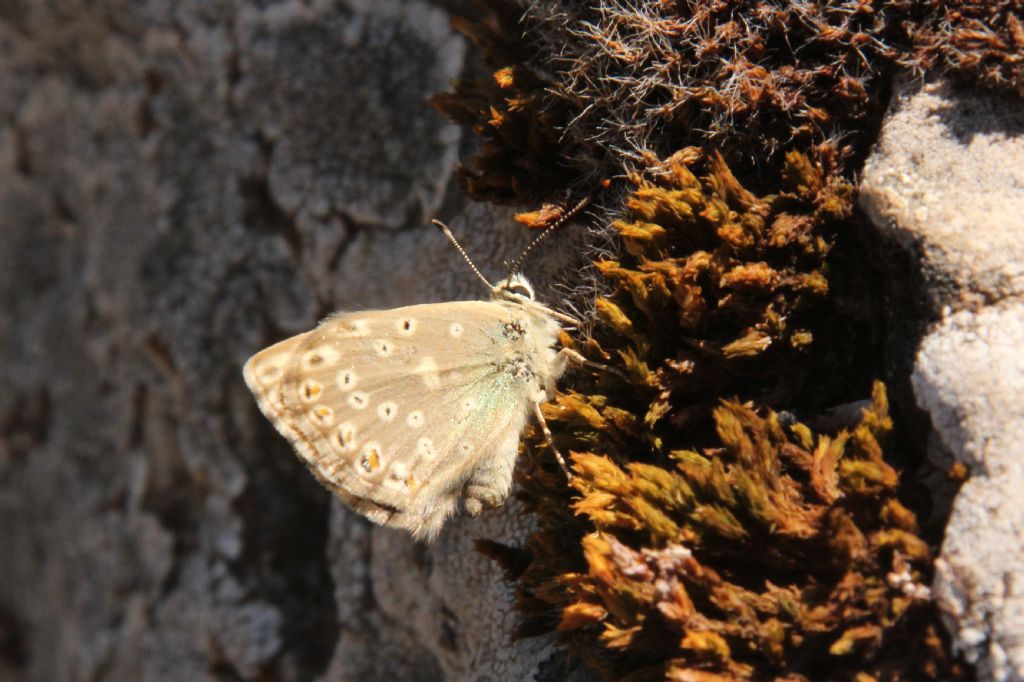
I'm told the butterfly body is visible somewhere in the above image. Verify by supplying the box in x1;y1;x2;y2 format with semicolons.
243;274;570;541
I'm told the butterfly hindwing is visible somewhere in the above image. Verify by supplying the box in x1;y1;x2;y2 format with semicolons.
243;301;540;539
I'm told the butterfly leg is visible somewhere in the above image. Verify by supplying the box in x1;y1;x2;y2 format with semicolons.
555;347;630;382
532;400;573;482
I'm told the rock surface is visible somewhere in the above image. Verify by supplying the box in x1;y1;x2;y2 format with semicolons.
860;77;1024;681
0;2;581;680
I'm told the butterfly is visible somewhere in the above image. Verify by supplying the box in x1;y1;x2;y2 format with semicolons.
243;204;593;541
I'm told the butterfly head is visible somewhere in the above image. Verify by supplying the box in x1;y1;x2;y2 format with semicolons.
491;273;535;304
431;219;574;322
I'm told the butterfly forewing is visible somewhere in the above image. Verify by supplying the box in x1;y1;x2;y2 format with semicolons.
243;300;544;539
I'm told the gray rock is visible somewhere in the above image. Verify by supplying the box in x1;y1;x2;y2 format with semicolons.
860;77;1024;681
860;78;1024;309
0;2;580;680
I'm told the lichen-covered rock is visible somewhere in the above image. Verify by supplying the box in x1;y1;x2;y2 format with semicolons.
0;2;575;680
860;76;1024;682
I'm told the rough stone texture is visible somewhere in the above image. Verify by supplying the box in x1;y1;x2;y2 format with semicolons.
860;78;1024;310
860;77;1024;681
916;303;1024;682
0;2;581;680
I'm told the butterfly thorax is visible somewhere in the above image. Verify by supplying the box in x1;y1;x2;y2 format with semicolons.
491;296;564;399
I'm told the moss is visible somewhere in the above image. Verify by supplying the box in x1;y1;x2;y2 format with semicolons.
508;386;962;679
914;1;1024;97
497;153;963;680
430;4;575;204
582;149;860;428
435;1;1021;207
428;1;998;677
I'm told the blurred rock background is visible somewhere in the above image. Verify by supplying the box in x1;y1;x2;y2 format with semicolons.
0;1;578;680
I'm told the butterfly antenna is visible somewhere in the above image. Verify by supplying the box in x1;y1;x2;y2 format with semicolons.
432;219;494;289
507;195;593;276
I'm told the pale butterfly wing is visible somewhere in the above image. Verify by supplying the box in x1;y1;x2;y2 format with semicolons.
243;299;558;540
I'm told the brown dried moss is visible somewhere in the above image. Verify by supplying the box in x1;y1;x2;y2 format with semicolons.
433;0;896;205
505;387;961;680
475;152;965;680
915;1;1024;97
435;1;1022;207
430;4;576;204
581;148;860;431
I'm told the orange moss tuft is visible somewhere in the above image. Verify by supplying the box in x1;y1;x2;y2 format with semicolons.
497;153;965;680
514;387;961;679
